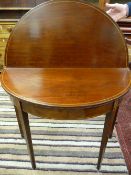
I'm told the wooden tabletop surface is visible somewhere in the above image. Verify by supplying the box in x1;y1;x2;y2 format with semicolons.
1;68;131;108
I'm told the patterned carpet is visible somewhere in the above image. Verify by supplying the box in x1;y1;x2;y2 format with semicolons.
116;89;131;174
0;87;129;175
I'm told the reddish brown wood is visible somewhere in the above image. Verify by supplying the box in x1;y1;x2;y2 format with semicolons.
5;1;128;68
109;100;119;138
97;111;113;170
1;68;131;107
14;105;24;138
1;0;131;170
15;98;36;169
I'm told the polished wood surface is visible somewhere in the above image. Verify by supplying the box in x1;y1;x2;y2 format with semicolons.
6;1;128;68
0;0;49;71
2;68;131;107
1;0;131;170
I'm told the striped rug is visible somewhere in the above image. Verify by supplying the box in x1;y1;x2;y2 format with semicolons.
0;87;129;175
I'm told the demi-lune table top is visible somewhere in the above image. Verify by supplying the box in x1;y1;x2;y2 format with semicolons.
1;67;131;108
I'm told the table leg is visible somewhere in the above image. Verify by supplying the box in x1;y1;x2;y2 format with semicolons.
97;111;114;170
14;105;24;138
109;100;119;138
15;100;36;169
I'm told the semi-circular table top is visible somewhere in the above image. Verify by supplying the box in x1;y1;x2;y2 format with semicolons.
1;68;131;108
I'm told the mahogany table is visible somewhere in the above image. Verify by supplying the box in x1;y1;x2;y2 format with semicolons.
1;67;131;169
1;0;131;170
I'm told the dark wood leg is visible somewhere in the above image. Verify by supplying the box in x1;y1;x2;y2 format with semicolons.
109;100;119;139
97;111;114;170
14;105;24;138
16;100;36;169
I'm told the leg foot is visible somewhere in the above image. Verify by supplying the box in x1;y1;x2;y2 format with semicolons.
97;111;115;170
